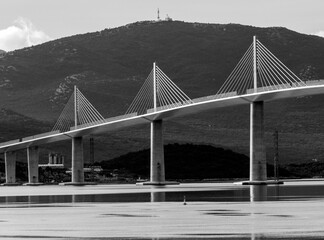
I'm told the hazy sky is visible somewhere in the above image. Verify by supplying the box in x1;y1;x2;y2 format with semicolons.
1;0;324;51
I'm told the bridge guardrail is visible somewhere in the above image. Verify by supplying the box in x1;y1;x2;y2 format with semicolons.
191;92;237;104
70;113;138;130
147;101;192;113
245;81;324;94
305;80;324;86
0;139;21;148
22;130;61;141
104;113;137;123
246;84;298;94
216;91;237;98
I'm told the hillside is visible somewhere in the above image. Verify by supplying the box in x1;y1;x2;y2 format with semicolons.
97;143;296;180
99;143;250;179
0;20;323;164
0;108;50;142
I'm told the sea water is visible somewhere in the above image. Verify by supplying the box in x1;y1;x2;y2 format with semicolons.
0;180;324;239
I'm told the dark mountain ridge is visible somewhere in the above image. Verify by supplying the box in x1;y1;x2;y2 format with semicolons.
98;143;308;180
0;21;323;164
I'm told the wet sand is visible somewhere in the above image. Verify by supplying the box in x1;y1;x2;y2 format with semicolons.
0;181;323;239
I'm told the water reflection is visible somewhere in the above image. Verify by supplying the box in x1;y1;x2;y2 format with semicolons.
28;195;40;205
251;233;265;240
273;185;280;201
150;191;165;202
2;183;324;206
250;185;268;202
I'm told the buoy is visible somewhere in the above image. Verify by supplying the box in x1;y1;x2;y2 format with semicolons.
183;195;187;205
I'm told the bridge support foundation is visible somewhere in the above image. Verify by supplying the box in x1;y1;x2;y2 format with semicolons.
249;101;267;184
150;120;165;183
25;146;42;185
72;136;84;183
138;120;178;186
3;151;19;186
60;136;97;186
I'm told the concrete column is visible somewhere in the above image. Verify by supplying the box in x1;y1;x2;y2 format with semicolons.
5;151;16;184
250;101;267;182
72;136;84;183
150;120;165;183
27;146;39;184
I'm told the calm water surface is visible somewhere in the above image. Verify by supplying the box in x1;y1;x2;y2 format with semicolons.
1;182;323;204
0;181;324;239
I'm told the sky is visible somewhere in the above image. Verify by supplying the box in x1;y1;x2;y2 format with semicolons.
0;0;324;51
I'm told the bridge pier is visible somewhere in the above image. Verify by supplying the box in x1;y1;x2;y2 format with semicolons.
150;120;165;183
72;136;84;183
60;136;97;186
4;151;18;185
138;120;178;185
26;146;41;185
249;101;267;183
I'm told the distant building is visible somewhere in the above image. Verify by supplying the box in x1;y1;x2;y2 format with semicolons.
84;166;103;173
165;14;173;21
39;153;65;168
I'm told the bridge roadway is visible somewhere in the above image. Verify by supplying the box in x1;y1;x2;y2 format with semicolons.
0;82;323;154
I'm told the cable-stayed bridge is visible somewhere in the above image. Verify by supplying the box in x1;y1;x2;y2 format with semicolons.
1;36;324;185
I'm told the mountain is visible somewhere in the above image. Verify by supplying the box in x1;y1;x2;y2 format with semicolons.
0;108;49;142
0;20;324;164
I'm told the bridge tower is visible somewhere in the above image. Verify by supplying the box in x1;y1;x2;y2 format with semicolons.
148;62;166;184
126;62;191;185
51;86;105;185
71;86;85;184
249;36;267;183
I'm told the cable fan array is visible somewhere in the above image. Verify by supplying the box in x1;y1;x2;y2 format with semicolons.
52;87;105;132
52;39;309;132
216;39;306;96
126;64;192;115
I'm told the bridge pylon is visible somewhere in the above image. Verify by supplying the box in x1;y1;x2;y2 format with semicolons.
53;86;103;185
249;36;267;183
52;86;105;133
135;63;182;185
233;36;285;185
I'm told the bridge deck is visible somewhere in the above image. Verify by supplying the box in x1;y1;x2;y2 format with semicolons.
0;83;324;153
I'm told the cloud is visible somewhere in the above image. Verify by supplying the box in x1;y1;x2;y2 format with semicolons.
0;17;51;51
314;31;324;38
